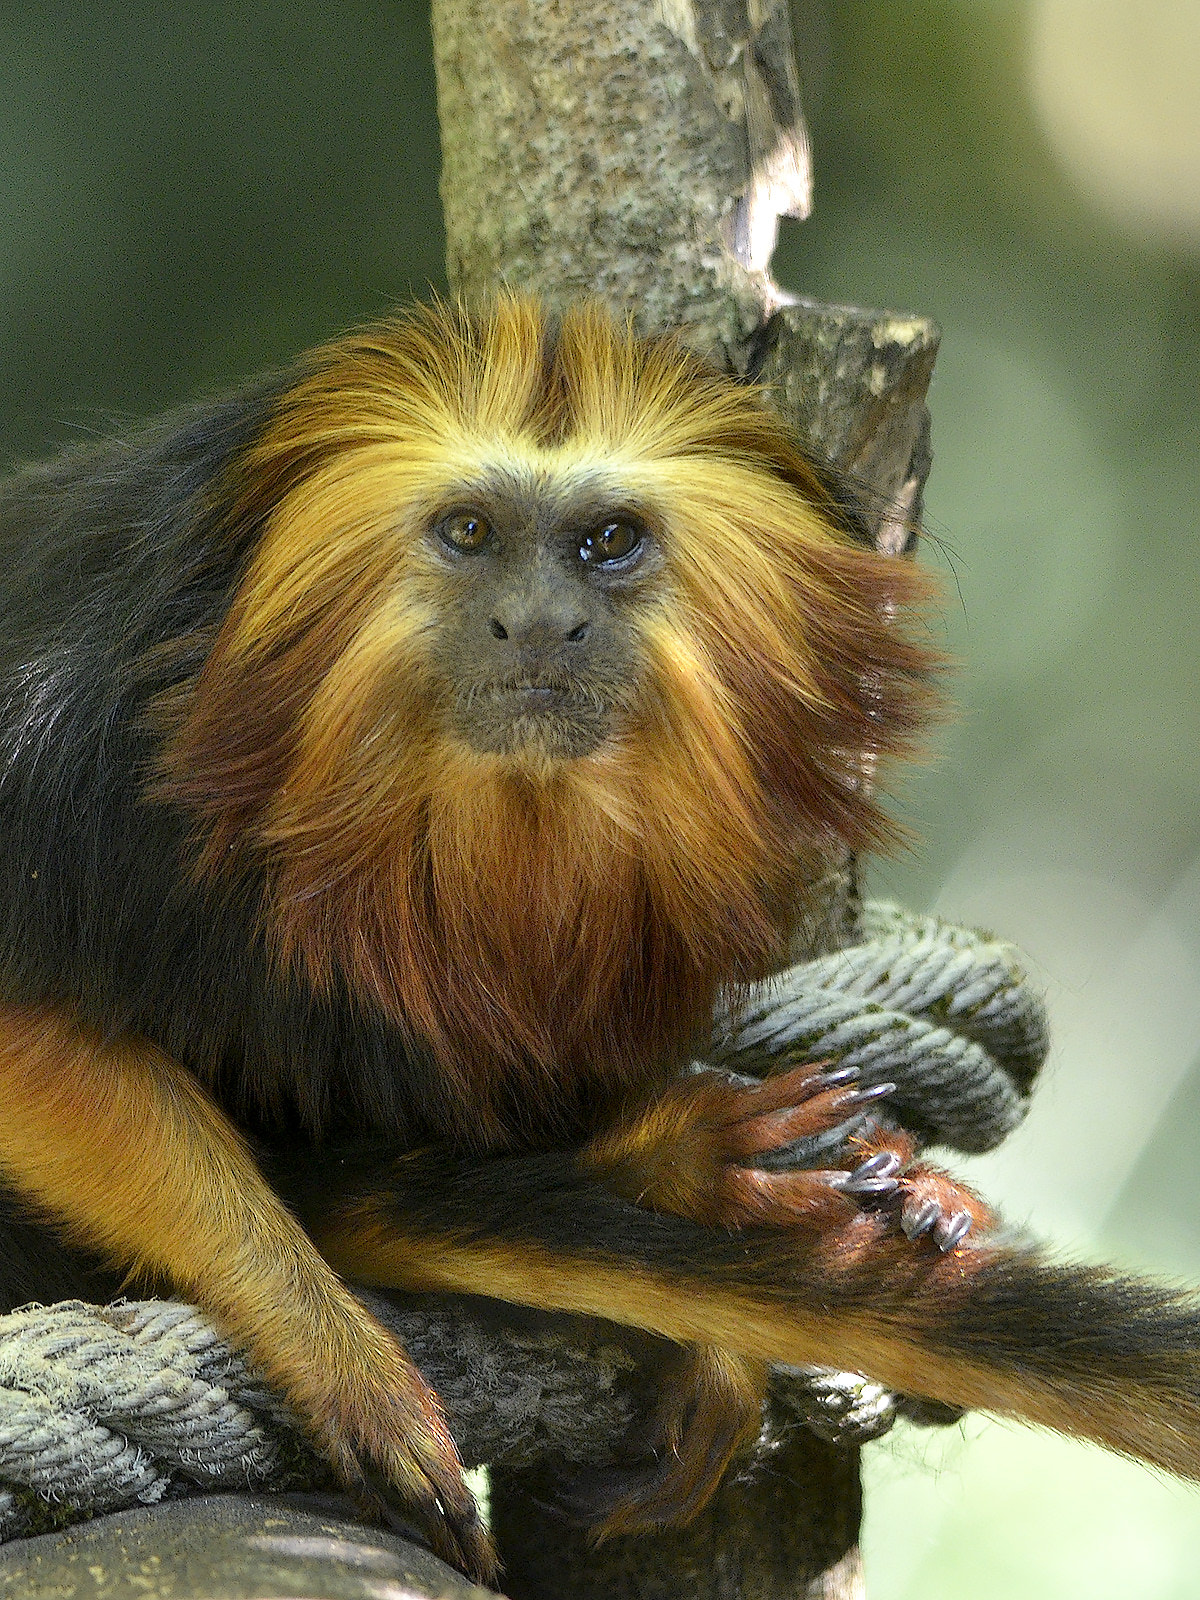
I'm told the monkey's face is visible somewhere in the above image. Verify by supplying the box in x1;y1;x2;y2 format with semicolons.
420;474;659;763
159;298;937;1088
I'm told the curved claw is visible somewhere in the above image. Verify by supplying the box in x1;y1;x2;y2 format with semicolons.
835;1147;903;1198
835;1154;902;1198
934;1210;974;1252
357;1459;497;1585
852;1151;903;1182
302;1319;500;1585
838;1176;902;1198
843;1130;992;1256
842;1081;896;1110
811;1065;861;1091
901;1198;942;1240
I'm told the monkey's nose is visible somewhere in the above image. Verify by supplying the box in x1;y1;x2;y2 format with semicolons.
487;613;590;648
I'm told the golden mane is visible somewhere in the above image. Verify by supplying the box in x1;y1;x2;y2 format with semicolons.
157;299;939;1138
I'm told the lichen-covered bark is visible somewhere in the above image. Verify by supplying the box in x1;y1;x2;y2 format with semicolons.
759;303;940;555
433;0;937;539
433;0;808;365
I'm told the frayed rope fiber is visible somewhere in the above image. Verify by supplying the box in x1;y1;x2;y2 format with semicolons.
0;903;1047;1538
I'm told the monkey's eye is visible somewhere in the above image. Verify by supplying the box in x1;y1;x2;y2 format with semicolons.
438;511;493;553
579;520;643;567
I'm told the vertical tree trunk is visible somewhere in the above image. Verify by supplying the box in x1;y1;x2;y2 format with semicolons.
431;5;939;1595
489;1426;865;1600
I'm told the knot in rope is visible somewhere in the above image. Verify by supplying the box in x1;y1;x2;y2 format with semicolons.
716;900;1049;1153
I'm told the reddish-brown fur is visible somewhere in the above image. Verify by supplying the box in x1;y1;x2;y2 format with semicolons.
158;299;939;1141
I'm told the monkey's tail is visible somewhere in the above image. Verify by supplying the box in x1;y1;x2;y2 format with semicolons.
582;1221;1200;1483
778;1237;1200;1480
298;1139;1200;1486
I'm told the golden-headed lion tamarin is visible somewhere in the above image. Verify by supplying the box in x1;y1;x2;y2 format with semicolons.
0;297;1198;1584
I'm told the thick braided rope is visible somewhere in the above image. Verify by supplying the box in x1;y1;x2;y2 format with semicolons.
0;1301;294;1536
0;1296;639;1538
0;903;1048;1537
715;901;1049;1152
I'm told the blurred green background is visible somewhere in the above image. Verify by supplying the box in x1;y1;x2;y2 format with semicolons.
2;1;1198;1593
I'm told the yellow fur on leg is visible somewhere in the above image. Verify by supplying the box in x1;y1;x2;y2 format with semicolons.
0;1003;495;1583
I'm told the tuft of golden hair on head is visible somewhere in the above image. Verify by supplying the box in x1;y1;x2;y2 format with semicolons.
157;296;942;1141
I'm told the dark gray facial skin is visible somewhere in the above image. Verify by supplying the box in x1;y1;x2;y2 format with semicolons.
424;471;666;760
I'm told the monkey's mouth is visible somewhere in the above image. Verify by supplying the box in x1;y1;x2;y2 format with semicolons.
452;677;611;760
512;682;572;705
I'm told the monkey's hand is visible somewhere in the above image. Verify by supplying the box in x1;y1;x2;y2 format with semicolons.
0;1005;496;1585
570;1064;995;1536
586;1063;994;1242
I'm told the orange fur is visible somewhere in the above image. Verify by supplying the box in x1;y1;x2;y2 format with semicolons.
11;296;1200;1578
0;1002;492;1578
157;299;939;1139
317;1207;1200;1488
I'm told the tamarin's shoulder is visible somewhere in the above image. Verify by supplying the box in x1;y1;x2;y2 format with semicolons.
0;373;292;636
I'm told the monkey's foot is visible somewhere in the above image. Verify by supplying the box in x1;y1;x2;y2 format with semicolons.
284;1308;498;1585
556;1346;766;1539
719;1085;997;1253
837;1124;997;1253
586;1063;996;1250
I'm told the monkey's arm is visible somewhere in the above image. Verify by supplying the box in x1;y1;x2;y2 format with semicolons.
292;1064;1200;1503
0;1003;495;1583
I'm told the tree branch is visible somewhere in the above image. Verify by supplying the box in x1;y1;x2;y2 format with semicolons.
431;4;942;1597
